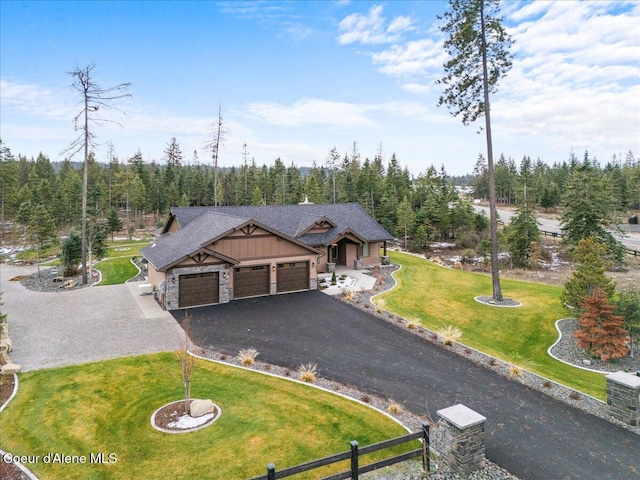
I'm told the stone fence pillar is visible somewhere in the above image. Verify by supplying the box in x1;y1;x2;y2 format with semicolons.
606;371;640;427
436;404;486;476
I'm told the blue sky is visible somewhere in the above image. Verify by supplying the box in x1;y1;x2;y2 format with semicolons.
1;0;638;176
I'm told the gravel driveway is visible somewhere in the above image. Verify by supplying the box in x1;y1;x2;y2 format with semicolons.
1;264;182;372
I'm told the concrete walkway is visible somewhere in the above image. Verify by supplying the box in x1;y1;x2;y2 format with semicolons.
0;264;182;372
179;291;640;480
317;266;378;296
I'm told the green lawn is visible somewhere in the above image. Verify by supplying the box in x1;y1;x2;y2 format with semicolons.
376;251;606;399
94;257;140;285
104;240;152;258
0;353;412;480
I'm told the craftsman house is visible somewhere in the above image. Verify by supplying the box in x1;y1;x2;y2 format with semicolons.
140;203;393;310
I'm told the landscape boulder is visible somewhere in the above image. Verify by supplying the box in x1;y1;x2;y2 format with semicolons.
0;338;12;353
190;399;215;417
1;363;21;374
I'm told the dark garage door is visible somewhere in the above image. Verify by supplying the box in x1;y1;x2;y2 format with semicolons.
234;265;270;299
179;272;219;308
277;262;309;293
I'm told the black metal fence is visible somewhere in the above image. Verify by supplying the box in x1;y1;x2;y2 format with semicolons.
248;422;430;480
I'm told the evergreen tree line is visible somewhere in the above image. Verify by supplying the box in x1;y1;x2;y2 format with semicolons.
471;150;640;211
1;139;638;253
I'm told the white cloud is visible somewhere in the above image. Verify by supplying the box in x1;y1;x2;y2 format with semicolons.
341;0;639;162
217;1;315;42
387;15;413;34
495;82;640;155
0;78;75;120
371;38;445;79
493;0;640;157
243;97;447;130
337;5;413;45
244;98;377;128
402;83;432;94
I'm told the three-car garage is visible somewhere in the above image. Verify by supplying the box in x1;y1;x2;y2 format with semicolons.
176;261;311;308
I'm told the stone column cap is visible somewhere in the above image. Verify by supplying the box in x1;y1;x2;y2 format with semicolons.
437;404;486;429
606;371;640;389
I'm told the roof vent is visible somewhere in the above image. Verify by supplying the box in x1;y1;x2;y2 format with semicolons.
298;196;314;205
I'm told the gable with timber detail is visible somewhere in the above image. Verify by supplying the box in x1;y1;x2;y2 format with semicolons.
213;227;313;261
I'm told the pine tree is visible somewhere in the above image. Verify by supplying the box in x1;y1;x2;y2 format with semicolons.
575;288;629;361
505;200;540;267
561;237;615;313
561;164;626;262
164;137;183;167
61;230;83;276
396;196;415;250
107;208;123;241
27;204;57;278
437;0;513;301
250;186;264;205
615;289;640;358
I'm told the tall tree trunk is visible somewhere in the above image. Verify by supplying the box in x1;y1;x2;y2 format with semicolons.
481;3;503;301
81;89;89;285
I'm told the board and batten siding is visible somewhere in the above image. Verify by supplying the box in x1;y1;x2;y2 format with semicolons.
214;227;312;261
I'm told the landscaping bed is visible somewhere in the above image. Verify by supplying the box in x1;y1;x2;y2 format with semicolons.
16;268;99;292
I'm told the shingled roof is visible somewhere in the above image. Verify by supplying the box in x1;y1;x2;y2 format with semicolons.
142;203;392;270
168;203;392;242
141;211;248;271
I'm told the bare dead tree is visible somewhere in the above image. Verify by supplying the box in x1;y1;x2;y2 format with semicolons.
64;64;130;284
205;103;227;207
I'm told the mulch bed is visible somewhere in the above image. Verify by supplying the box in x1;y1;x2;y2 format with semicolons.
0;373;15;408
0;457;28;480
152;400;219;432
475;296;522;307
16;269;99;293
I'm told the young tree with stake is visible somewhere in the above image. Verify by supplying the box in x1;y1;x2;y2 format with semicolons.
437;0;513;301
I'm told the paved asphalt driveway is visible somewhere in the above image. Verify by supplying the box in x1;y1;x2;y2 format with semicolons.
177;291;639;480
